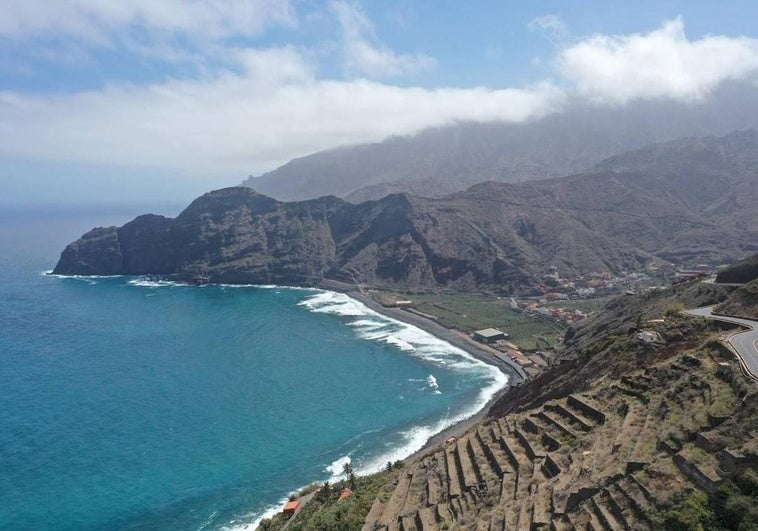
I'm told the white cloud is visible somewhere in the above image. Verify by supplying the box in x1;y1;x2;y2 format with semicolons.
330;1;435;78
559;17;758;104
0;0;295;43
0;49;564;176
230;46;314;84
3;10;757;189
528;14;567;40
0;1;563;180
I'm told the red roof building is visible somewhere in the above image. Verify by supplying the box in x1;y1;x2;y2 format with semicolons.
283;500;300;514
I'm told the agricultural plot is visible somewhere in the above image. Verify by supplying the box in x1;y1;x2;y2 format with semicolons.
397;292;568;350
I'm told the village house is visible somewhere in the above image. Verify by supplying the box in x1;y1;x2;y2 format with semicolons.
472;328;509;343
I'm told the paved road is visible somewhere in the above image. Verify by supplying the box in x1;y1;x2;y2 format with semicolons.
685;306;758;379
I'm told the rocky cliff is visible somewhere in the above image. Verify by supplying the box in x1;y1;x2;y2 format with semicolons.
54;189;342;285
52;185;648;291
55;131;758;291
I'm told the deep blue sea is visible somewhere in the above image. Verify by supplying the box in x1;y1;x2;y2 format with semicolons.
0;207;508;530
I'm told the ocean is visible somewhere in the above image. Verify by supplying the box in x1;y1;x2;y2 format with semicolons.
0;207;508;530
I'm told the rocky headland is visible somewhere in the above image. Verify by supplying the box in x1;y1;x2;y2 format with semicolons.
54;132;758;293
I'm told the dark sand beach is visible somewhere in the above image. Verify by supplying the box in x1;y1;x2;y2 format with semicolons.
319;280;527;463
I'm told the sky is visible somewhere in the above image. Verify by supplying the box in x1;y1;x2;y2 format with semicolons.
2;0;758;208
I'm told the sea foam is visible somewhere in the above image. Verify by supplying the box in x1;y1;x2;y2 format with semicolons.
299;290;507;374
228;289;509;530
298;290;509;471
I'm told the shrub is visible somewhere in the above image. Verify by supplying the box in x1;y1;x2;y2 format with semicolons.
662;490;716;530
735;468;758;497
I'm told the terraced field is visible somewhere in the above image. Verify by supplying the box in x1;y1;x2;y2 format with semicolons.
361;345;753;531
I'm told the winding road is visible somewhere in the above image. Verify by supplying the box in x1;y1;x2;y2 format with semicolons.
685;306;758;381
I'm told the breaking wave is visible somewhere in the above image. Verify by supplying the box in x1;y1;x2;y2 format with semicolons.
227;289;509;531
299;291;508;373
126;278;191;288
298;290;508;467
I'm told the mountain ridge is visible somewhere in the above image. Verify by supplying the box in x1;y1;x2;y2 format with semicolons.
54;131;758;293
243;83;758;202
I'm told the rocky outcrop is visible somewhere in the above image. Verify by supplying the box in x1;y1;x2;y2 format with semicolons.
55;225;123;275
54;188;342;285
716;279;758;319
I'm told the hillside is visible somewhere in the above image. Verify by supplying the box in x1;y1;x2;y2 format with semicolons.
717;280;758;320
716;254;758;284
52;187;644;292
54;132;758;292
243;83;758;202
263;283;758;531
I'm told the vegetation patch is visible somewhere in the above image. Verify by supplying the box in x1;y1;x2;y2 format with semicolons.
259;466;399;531
379;291;567;349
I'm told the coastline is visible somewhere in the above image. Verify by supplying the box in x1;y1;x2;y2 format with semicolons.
319;280;526;463
48;273;521;529
241;281;521;531
324;282;528;382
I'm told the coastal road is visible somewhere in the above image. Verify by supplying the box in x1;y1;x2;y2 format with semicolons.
685;306;758;380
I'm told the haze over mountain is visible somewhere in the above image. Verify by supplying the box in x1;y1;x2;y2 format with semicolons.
57;131;758;293
243;83;758;202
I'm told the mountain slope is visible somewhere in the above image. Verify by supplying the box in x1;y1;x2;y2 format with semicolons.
52;186;646;292
243;83;758;202
55;132;758;292
716;254;758;284
260;282;757;531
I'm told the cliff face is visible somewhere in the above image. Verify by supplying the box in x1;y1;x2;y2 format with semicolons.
52;186;649;291
54;188;343;285
54;132;758;291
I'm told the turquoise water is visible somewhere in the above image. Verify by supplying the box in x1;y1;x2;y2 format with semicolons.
0;209;508;530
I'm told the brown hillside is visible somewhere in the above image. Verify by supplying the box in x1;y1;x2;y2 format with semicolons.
357;285;757;531
54;133;758;293
716;254;758;284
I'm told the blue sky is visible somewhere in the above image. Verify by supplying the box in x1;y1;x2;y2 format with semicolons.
2;0;758;207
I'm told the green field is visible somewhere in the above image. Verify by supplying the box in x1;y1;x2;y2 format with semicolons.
543;298;610;313
386;292;568;350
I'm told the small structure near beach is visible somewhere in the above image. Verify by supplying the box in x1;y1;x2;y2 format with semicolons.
473;328;508;344
283;499;300;515
338;488;353;501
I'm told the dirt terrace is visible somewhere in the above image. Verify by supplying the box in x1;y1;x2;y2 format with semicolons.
361;344;752;531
